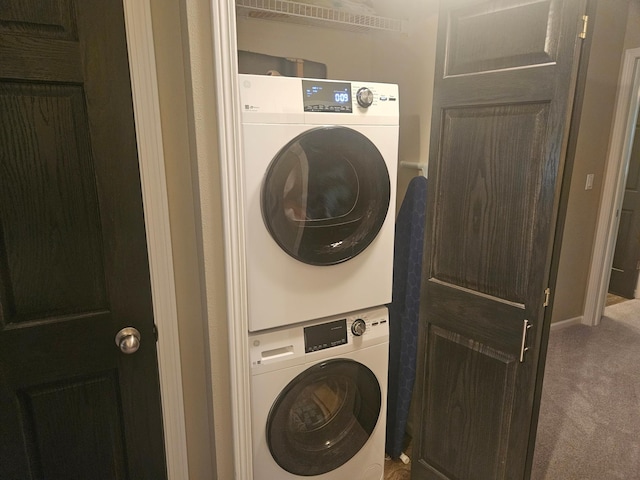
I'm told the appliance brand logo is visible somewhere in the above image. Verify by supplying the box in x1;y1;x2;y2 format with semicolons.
244;104;259;111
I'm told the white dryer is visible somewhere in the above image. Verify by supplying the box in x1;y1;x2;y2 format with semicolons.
249;306;389;480
239;74;399;332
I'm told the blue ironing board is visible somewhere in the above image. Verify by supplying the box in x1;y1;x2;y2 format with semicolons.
385;175;427;459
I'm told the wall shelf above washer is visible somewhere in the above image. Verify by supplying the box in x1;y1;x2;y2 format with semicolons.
236;0;406;34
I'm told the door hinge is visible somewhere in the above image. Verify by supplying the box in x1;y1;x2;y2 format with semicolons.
543;287;551;307
579;14;589;39
636;260;640;270
153;323;159;342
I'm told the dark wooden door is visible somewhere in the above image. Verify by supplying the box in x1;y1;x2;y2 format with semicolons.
412;1;586;479
609;118;640;298
0;1;167;479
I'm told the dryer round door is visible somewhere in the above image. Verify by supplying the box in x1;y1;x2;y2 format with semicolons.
261;126;391;266
266;358;382;476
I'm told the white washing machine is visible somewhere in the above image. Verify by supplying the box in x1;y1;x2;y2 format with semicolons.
239;74;399;332
249;306;389;480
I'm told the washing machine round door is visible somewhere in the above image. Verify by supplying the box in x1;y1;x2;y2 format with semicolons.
261;126;390;266
266;359;382;476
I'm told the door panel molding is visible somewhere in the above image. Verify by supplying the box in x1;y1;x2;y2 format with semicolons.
445;0;557;77
584;47;640;324
421;325;518;480
122;1;189;478
0;0;78;39
0;83;107;323
19;372;127;478
432;102;550;304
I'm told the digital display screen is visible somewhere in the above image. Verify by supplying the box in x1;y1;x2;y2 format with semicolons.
302;80;352;113
304;319;347;353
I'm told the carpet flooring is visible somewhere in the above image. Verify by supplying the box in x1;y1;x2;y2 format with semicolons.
531;299;640;479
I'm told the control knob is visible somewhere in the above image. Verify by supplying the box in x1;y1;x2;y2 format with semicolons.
351;318;367;336
356;87;374;108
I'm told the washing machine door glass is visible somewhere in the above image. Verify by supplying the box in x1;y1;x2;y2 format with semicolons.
261;126;391;265
266;358;381;476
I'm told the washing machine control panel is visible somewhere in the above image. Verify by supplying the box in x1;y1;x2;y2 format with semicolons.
249;306;389;372
304;319;348;353
303;314;387;353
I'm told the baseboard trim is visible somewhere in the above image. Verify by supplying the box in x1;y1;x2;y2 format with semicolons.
550;316;583;331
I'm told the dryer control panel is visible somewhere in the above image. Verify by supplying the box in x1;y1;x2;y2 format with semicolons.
239;74;399;126
301;79;397;114
302;80;353;113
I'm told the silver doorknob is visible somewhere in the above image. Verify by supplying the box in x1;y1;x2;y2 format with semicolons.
115;327;141;354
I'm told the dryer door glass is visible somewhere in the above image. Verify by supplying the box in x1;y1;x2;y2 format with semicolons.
266;359;381;476
261;126;390;265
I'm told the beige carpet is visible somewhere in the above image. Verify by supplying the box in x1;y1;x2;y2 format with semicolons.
531;299;640;479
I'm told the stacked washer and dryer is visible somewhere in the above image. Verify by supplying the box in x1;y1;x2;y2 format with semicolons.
240;74;399;480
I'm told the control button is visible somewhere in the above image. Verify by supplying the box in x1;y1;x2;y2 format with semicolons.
356;87;374;108
389;97;397;101
380;96;388;101
351;318;367;336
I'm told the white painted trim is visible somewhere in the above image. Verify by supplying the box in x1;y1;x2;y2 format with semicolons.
583;47;640;327
550;316;583;331
210;2;254;479
122;1;190;478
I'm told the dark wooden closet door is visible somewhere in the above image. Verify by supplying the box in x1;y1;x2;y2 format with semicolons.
412;1;587;479
0;1;167;478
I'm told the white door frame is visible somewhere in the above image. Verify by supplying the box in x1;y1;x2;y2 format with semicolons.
583;47;640;326
210;0;255;478
122;1;189;478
